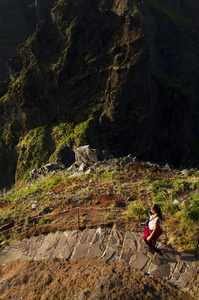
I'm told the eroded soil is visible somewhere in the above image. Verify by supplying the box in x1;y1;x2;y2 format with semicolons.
0;258;194;300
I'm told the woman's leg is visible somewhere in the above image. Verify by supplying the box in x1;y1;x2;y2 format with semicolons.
148;244;163;255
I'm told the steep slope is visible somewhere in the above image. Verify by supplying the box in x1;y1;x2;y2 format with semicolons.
0;0;197;189
0;259;192;300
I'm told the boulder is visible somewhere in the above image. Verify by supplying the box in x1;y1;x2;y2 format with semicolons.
75;145;100;166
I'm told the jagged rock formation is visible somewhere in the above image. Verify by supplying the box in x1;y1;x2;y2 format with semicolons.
0;228;198;298
0;0;199;189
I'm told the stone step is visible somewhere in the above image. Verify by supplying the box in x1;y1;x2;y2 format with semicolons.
102;229;125;263
148;243;181;281
120;231;138;264
71;228;96;259
55;230;82;260
51;230;72;259
87;227;111;259
34;231;63;261
170;252;199;290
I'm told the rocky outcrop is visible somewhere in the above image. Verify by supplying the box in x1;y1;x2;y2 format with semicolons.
28;164;63;180
75;145;107;166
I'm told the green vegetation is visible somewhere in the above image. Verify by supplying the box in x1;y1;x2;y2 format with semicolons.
14;118;94;181
16;125;53;181
0;93;8;102
39;217;49;225
127;201;150;222
105;214;114;220
50;118;93;153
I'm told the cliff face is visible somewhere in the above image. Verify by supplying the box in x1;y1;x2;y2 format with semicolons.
0;0;35;82
0;0;56;83
0;0;197;189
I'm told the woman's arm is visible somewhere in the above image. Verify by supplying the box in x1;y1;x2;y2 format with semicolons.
146;219;160;242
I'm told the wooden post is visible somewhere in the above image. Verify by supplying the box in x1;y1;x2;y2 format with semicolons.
194;240;199;257
77;207;80;230
135;208;141;232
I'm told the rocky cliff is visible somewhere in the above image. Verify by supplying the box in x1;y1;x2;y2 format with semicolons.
0;0;35;82
0;0;198;189
0;0;56;82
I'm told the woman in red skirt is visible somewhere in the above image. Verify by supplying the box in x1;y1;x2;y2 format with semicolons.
143;204;164;256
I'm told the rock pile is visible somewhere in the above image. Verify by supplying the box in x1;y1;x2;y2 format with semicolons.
29;164;63;180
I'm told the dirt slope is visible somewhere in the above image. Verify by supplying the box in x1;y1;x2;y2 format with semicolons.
0;259;194;300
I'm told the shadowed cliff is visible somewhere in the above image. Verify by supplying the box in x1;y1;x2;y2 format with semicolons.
0;0;198;189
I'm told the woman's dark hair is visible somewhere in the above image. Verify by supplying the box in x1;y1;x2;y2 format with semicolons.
151;204;163;220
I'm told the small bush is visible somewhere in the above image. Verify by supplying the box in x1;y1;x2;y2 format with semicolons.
155;188;169;203
39;217;49;225
188;198;199;221
164;200;180;214
127;201;149;221
152;179;172;193
178;181;190;192
83;173;91;180
142;179;152;186
105;214;114;220
46;176;62;188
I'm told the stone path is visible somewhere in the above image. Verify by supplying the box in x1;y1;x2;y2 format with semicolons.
0;228;198;298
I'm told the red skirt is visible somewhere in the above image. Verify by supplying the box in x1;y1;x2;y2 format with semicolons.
143;225;162;246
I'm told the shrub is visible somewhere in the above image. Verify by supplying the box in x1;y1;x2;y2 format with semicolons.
46;176;62;188
127;201;150;221
188;198;199;221
152;179;172;193
142;179;152;186
155;188;169;203
39;217;49;225
105;214;114;220
178;181;190;192
164;200;180;214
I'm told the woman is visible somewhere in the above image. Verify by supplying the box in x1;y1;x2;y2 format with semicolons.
143;204;164;256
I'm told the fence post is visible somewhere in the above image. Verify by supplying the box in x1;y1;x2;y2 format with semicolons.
135;208;141;232
194;240;199;257
77;207;80;230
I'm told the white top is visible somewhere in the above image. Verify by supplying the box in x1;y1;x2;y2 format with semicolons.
148;215;161;230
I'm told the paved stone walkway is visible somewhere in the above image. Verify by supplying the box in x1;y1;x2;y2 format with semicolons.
0;228;198;297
